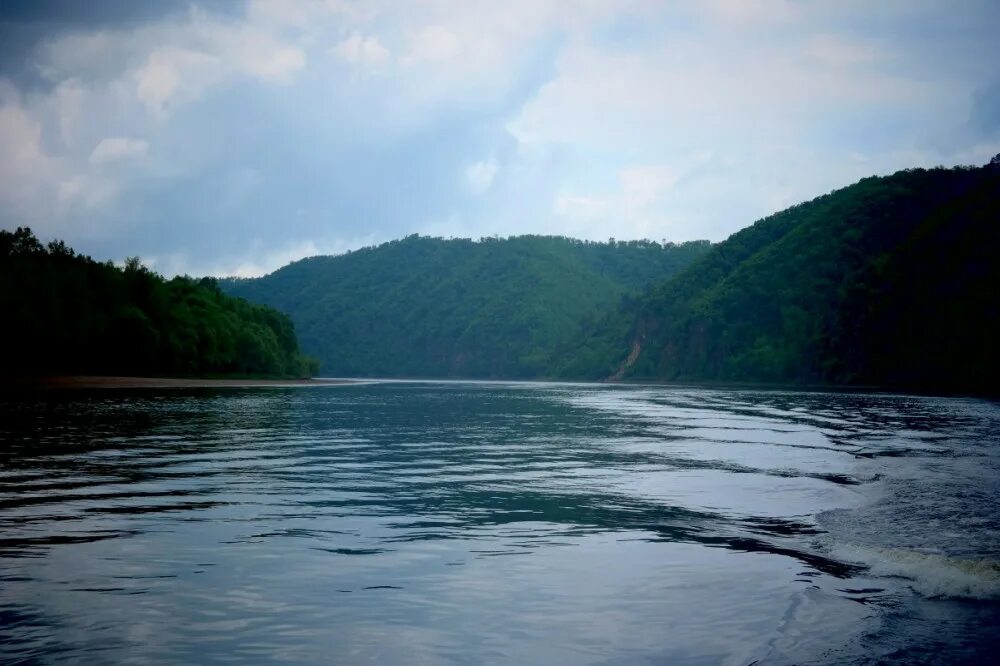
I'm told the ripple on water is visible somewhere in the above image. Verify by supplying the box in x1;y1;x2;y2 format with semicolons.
1;383;999;664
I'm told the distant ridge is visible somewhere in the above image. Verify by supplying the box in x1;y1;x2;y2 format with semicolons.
223;235;710;378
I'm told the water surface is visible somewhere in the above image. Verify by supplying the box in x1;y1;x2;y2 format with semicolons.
1;382;998;664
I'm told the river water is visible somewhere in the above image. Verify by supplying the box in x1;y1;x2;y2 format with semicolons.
1;382;998;664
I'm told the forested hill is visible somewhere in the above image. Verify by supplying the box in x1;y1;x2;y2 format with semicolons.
223;235;711;378
0;228;318;378
555;159;1000;392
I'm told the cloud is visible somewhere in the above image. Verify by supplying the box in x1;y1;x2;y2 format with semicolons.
620;165;680;211
972;78;1000;136
406;25;462;63
554;193;609;221
57;172;117;210
504;1;1000;239
0;100;62;220
805;34;883;68
0;0;998;274
89;137;149;165
146;232;385;278
332;33;390;66
465;159;498;194
218;30;306;82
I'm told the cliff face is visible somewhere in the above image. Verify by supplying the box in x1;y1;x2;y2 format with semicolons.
610;340;642;382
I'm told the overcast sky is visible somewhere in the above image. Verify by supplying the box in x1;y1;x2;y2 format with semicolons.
1;0;998;276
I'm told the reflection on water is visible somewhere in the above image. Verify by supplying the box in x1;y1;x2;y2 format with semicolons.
1;382;998;664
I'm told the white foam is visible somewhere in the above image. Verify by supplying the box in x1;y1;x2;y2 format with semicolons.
835;544;1000;600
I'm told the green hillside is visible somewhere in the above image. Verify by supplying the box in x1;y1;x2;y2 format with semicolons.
556;160;1000;392
0;228;318;378
224;235;711;378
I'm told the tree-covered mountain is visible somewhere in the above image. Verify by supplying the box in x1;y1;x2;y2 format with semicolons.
0;228;318;378
223;235;711;378
9;160;996;391
555;160;1000;392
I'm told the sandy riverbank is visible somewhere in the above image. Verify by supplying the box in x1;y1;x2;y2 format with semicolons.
1;376;356;390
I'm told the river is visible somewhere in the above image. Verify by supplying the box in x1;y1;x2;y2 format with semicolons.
1;381;998;664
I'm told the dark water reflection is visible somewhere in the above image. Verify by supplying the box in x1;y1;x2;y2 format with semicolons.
1;382;998;664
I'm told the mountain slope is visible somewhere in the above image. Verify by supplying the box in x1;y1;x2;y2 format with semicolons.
559;161;1000;391
224;235;711;378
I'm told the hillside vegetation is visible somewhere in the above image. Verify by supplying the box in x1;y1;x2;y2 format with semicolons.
224;235;711;378
9;160;996;391
1;228;318;378
556;160;1000;392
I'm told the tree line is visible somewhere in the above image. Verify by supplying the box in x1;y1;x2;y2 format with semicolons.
0;228;318;378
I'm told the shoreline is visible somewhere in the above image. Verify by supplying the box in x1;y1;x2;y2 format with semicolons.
1;376;356;390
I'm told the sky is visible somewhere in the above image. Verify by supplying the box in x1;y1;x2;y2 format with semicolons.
1;0;998;277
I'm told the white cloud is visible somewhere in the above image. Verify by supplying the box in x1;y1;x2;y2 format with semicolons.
554;193;609;220
699;0;800;27
406;25;462;63
221;239;322;278
36;29;136;82
465;159;498;194
805;34;882;67
52;79;87;148
218;31;306;83
149;234;385;278
0;102;62;219
1;0;997;271
332;33;390;66
56;173;117;210
246;0;324;29
620;165;680;212
136;47;221;114
552;164;683;240
509;28;925;152
89;137;149;165
37;10;310;119
503;5;982;241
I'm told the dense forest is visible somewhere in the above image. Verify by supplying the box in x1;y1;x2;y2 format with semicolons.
554;159;1000;392
8;159;996;390
224;235;711;377
0;228;317;378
